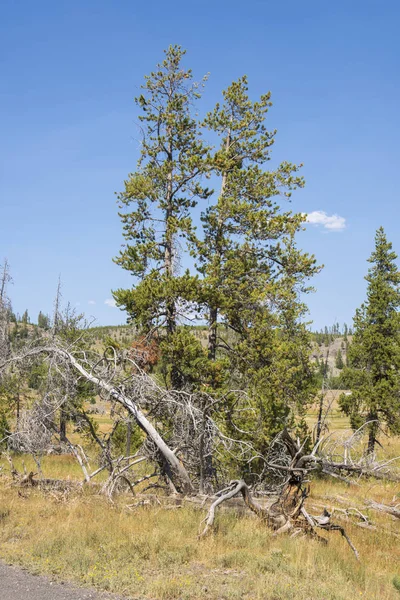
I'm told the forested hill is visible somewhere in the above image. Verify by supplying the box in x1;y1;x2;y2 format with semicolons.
11;321;350;381
88;324;349;381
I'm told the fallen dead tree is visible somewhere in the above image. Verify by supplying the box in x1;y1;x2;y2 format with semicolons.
198;430;360;559
366;500;400;520
0;339;263;495
315;424;400;483
0;343;195;493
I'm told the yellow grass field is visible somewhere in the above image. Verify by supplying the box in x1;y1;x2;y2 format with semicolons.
0;474;399;599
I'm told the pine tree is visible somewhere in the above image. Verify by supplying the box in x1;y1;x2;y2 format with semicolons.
38;311;50;329
197;77;318;358
335;348;344;370
196;77;320;443
113;49;320;451
113;46;211;388
197;77;280;360
340;227;400;454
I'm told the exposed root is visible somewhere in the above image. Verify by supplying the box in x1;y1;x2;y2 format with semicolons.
198;478;359;559
198;480;248;538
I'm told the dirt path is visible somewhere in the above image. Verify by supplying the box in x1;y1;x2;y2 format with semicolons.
0;561;130;600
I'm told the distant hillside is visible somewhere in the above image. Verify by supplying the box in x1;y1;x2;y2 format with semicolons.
10;321;350;380
88;326;350;378
87;324;210;350
310;335;350;378
88;324;136;347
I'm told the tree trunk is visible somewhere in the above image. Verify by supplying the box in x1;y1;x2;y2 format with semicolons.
206;128;230;361
164;136;176;337
126;420;132;456
164;221;176;339
367;415;378;455
60;408;67;442
315;378;325;444
208;307;218;361
15;391;20;428
164;138;181;390
199;409;214;494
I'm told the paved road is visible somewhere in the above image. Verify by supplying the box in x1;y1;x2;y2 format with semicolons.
0;562;129;600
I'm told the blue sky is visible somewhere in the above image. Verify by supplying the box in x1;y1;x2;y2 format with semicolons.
1;0;399;330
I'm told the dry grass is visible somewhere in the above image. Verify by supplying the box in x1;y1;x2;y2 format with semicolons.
0;453;87;480
306;391;400;460
0;472;399;600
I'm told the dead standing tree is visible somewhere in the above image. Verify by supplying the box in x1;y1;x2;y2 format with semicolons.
0;259;12;362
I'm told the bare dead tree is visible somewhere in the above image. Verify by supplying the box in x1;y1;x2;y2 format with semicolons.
0;259;12;362
0;341;195;493
9;393;55;473
315;423;400;482
52;276;62;337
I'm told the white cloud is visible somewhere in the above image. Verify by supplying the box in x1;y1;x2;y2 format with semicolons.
88;300;96;305
306;211;346;231
104;298;116;308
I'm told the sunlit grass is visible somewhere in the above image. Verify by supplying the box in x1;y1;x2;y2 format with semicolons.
0;479;399;599
0;453;85;480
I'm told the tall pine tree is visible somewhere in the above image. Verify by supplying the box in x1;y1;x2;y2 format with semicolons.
195;76;319;444
113;46;211;388
113;49;320;450
340;227;400;454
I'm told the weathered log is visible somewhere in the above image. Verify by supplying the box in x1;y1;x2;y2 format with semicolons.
366;500;400;519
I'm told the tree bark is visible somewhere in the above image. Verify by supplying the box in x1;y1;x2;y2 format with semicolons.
208;307;218;361
126;420;132;457
60;408;67;442
207;128;231;362
367;414;378;455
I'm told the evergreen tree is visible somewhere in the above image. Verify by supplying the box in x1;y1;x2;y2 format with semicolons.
196;77;319;442
335;348;344;370
112;45;211;388
113;48;320;450
197;76;315;362
37;311;50;329
340;227;400;454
